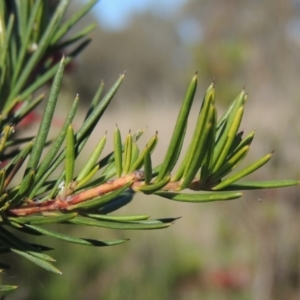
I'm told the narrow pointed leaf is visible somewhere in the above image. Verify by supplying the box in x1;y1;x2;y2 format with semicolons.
33;95;79;189
19;169;35;197
87;81;104;115
227;130;255;159
114;126;122;177
84;214;150;221
211;145;250;180
11;93;44;125
129;133;158;172
7;0;69;103
123;132;132;174
51;0;97;44
228;131;243;154
10;212;77;225
68;216;173;230
12;0;42;85
155;191;242;202
76;74;125;143
212;90;246;169
200;105;217;181
31;73;124;198
0;226;42;253
31;96;80;196
77;134;106;182
3;142;33;190
25;57;65;171
11;248;61;274
156;74;198;182
135;176;171;194
213;106;245;172
18;57;71;101
65;125;75;186
143;146;152;184
25;224;127;246
180;122;212;189
54;23;96;50
67;38;91;59
0;125;14;154
75;165;99;190
212;152;273;190
218;180;299;191
173;83;214;182
130;142;140;170
0;170;5;194
0;14;13;81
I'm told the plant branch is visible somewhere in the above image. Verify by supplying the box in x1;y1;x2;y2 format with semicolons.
8;171;145;216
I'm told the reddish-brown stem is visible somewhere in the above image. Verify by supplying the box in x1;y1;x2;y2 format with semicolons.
8;171;144;216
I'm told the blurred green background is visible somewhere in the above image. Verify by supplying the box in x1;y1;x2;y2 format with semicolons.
5;0;300;299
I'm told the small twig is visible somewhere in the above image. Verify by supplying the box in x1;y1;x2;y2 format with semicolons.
8;171;144;216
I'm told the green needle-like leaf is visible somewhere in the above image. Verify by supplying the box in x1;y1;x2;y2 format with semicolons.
211;145;250;180
75;165;99;190
123;132;133;174
212;90;246;170
180;122;212;190
4;141;33;190
212;152;273;190
136;176;171;194
213;106;245;172
114;125;123;177
87;81;104;115
228;131;243;154
10;212;77;225
29;108;79;199
54;23;96;50
51;0;97;44
76;134;106;182
85;214;150;221
25;224;127;246
156;73;198;182
11;248;61;274
173;83;214;183
19;169;35;197
130;142;140;170
12;0;42;85
65;125;75;186
155;191;242;202
0;170;5;194
200;105;217;182
11;93;44;125
0;125;14;155
143;146;152;184
218;180;299;190
129;133;158;171
76;73;125;144
25;57;65;171
227;130;255;159
18;57;71;102
7;0;69;104
69;216;174;230
32;95;79;186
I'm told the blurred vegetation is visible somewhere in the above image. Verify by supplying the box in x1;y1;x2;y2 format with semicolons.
3;0;300;300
